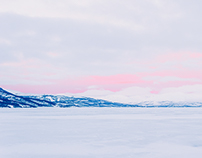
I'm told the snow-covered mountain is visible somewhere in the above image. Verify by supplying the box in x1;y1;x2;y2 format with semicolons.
0;87;202;108
0;87;135;108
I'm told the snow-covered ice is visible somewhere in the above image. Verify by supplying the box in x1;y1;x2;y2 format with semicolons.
0;107;202;158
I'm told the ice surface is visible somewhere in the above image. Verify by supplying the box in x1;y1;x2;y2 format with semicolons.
0;107;202;158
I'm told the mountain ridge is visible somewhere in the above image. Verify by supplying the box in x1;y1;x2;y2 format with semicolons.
0;87;202;108
0;87;136;108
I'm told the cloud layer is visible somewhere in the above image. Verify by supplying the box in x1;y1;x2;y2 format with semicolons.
0;0;202;102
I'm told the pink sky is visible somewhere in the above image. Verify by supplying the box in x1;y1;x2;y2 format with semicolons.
1;52;202;96
1;0;202;102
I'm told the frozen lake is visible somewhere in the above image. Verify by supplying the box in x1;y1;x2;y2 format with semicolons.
0;107;202;158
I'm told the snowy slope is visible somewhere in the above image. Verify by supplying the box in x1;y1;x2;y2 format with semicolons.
0;87;202;108
0;87;134;108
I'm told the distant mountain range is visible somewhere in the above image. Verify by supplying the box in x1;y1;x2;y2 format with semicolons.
0;87;202;108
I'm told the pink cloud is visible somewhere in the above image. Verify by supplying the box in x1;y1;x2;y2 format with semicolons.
2;65;202;94
155;52;202;63
54;74;152;93
1;74;152;94
1;51;202;95
3;69;201;94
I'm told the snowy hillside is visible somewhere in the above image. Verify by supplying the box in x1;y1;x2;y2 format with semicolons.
0;87;202;108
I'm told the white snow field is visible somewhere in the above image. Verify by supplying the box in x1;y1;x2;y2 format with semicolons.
0;108;202;158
